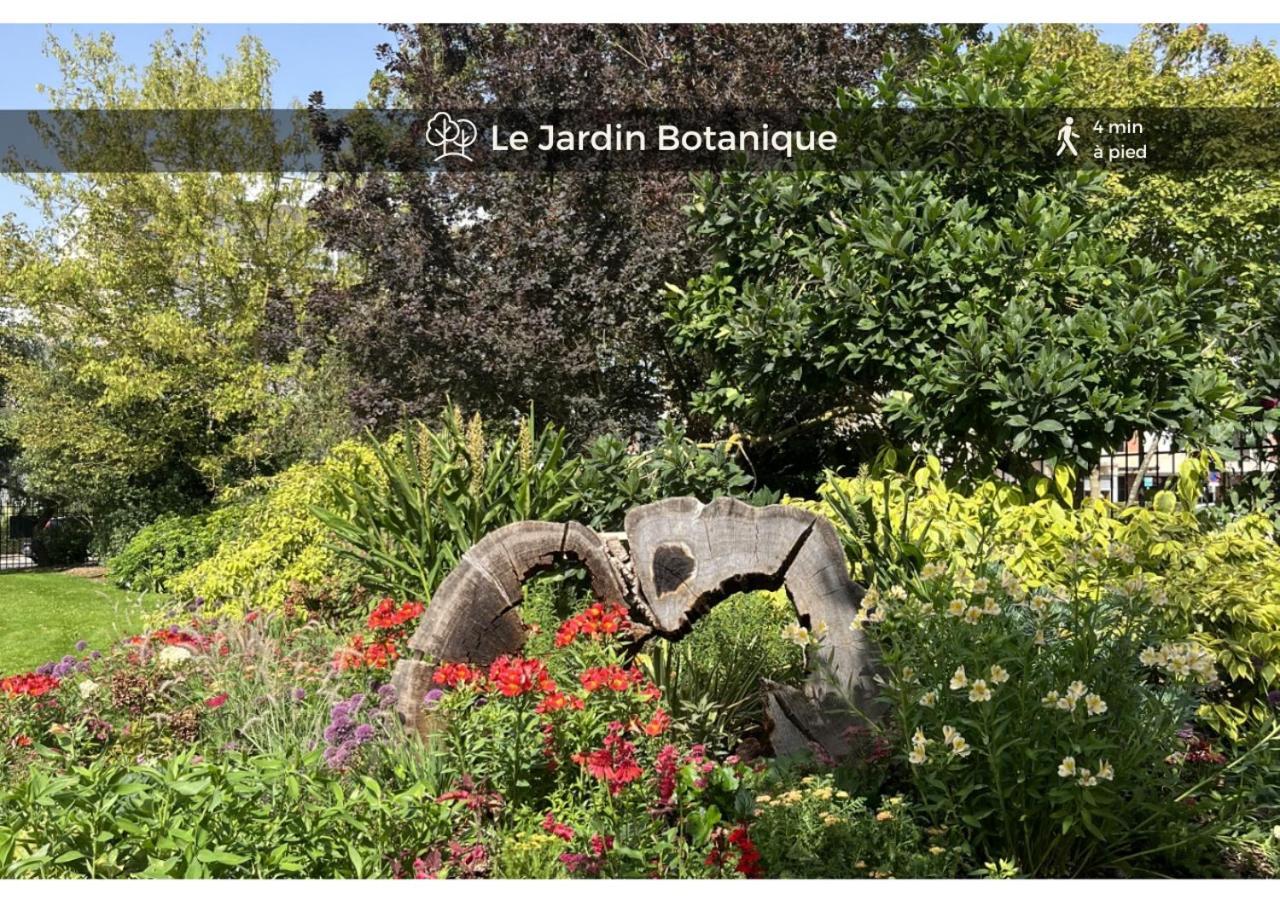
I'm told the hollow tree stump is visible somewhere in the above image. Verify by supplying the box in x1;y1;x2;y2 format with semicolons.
390;497;881;757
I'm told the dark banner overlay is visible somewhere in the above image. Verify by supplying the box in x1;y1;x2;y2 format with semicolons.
2;108;1279;173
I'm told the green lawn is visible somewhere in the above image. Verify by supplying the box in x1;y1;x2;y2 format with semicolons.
0;571;163;675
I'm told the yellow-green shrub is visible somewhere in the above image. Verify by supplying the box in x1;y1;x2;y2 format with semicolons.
170;441;378;618
792;455;1280;738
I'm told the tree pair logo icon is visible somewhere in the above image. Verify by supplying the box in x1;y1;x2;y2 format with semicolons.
425;112;478;162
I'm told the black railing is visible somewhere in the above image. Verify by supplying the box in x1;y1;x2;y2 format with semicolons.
1078;431;1279;507
0;500;41;571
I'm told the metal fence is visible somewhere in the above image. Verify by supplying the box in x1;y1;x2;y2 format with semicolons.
1080;430;1279;506
0;499;41;572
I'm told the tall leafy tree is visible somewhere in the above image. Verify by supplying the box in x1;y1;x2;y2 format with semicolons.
666;30;1247;485
0;30;331;542
305;24;969;440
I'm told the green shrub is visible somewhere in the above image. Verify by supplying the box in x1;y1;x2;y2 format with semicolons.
107;506;248;593
169;442;374;618
795;453;1280;739
317;409;581;605
29;516;92;567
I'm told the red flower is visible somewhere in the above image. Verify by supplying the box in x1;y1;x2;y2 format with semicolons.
579;722;643;795
541;812;575;842
536;691;584;714
579;665;642;693
205;693;229;709
655;743;678;805
433;662;482;688
13;734;33;748
367;598;425;631
488;656;555;698
0;673;61;698
642;708;671;737
244;611;259;624
706;826;763;878
555;602;632;647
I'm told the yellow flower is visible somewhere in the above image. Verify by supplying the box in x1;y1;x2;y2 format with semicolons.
876;810;894;822
968;680;993;703
1033;629;1047;647
781;623;811;646
756;794;773;804
963;606;984;625
982;597;1001;616
814;787;834;801
1066;680;1088;701
901;666;917;682
949;666;968;690
836;790;850;799
950;736;972;757
854;861;867;869
1097;760;1115;782
919;690;938;708
1085;693;1107;717
929;846;945;856
1041;690;1060;708
848;615;865;632
889;585;908;602
1057;756;1077;778
946;598;968;618
1138;646;1162;667
942;724;958;745
912;727;928;749
988;665;1009;684
867;608;886;623
908;746;928;765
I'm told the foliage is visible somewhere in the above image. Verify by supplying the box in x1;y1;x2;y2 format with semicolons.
795;453;1280;738
168;442;373;618
748;781;957;878
637;591;805;751
575;421;768;530
29;515;92;567
318;409;580;605
0;29;330;542
107;507;248;594
303;24;968;440
667;29;1247;484
816;474;1279;875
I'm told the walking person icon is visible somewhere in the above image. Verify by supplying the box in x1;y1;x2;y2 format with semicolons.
1056;117;1079;156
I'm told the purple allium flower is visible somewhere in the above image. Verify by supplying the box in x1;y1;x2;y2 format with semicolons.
423;689;444;707
354;723;376;742
75;640;88;652
1267;689;1280;709
90;650;102;660
377;683;398;709
291;687;306;702
322;693;375;770
36;662;55;676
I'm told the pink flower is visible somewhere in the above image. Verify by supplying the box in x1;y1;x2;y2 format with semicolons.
205;693;229;709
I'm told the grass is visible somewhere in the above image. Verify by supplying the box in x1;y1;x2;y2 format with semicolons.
0;571;164;675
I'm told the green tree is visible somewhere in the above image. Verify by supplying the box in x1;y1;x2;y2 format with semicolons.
666;30;1249;486
0;30;334;545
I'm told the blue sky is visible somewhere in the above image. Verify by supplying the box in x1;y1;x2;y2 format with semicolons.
3;22;1280;226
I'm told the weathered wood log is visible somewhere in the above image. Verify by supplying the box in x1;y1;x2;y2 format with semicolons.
624;497;881;718
393;497;881;748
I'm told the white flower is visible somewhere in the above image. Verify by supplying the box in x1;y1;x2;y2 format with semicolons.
919;690;938;708
781;623;811;646
908;746;928;765
950;736;972;758
1138;646;1162;667
1085;693;1107;717
78;679;100;699
157;645;193;667
942;725;958;746
912;727;928;749
1065;680;1088;701
949;666;968;690
1077;769;1099;788
1041;690;1061;708
1097;760;1114;782
968;680;993;703
1030;595;1051;614
1057;756;1077;778
1033;629;1047;647
1056;695;1077;712
989;665;1009;684
981;597;1001;616
888;585;908;602
946;598;968;618
867;608;886;623
963;606;984;625
848;615;865;632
